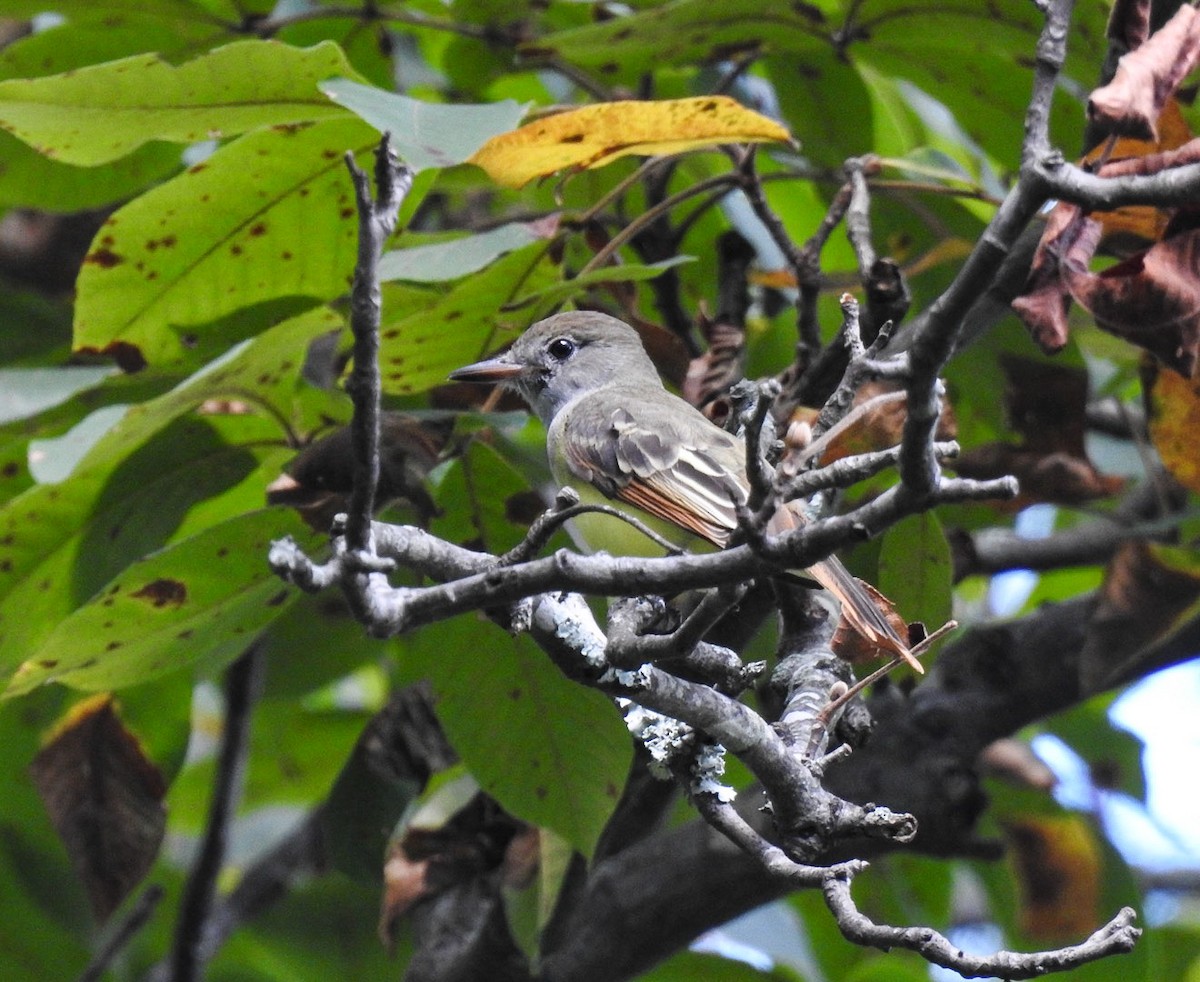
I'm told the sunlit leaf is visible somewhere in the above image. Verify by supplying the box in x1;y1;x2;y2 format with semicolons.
468;97;792;188
73;119;379;372
0;40;358;165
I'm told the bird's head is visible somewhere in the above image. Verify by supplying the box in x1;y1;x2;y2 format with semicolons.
449;311;658;424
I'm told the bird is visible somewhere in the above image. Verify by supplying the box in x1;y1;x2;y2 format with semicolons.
267;412;449;531
449;311;920;672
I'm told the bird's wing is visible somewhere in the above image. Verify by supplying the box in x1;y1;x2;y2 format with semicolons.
559;392;746;546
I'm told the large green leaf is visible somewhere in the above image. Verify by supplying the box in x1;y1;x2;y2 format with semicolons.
72;118;377;371
0;40;359;165
400;615;631;859
4;507;313;695
377;242;561;396
0;309;345;680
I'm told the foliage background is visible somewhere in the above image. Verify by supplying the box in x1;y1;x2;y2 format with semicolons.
0;1;1198;980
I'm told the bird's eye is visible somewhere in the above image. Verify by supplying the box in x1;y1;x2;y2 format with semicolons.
547;337;576;361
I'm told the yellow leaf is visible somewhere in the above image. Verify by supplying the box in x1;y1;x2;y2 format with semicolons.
468;96;793;188
1148;361;1200;493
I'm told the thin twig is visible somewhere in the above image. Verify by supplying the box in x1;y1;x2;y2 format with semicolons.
78;885;165;982
169;645;265;982
343;136;415;553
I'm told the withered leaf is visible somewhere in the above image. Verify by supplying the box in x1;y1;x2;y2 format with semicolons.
1002;816;1102;941
1064;227;1200;378
1012;206;1103;354
30;695;166;922
1088;4;1200;141
1147;359;1200;493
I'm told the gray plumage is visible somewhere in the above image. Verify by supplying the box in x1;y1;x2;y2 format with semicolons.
450;311;920;671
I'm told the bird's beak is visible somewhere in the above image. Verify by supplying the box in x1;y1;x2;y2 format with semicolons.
448;355;525;384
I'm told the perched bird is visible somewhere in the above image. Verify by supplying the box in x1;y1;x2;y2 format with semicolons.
267;412;449;531
450;311;920;672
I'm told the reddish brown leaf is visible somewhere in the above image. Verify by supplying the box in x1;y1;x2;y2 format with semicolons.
1064;227;1200;377
30;695;166;922
1088;4;1200;140
1012;206;1103;354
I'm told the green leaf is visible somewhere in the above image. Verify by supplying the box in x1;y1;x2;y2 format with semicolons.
400;616;631;858
877;511;952;638
508;255;696;312
0;687;92;981
0;310;344;679
72;118;379;372
319;78;527;170
377;242;561;396
5;507;314;695
643;950;803;980
380;221;556;283
429;439;542;554
0;40;359;165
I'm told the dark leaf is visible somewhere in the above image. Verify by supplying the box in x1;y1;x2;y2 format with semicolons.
1065;227;1200;377
30;695;165;922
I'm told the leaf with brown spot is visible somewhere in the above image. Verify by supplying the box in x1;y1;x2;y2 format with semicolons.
30;694;165;922
0;41;361;166
468;97;792;188
5;509;314;696
1147;360;1200;493
1002;815;1102;941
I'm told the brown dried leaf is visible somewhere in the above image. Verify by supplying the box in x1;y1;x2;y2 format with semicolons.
1064;227;1200;377
682;317;745;415
954;358;1124;506
1088;4;1200;140
30;695;166;922
1012;206;1103;354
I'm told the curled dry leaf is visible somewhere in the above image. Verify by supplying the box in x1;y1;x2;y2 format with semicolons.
1088;4;1200;141
1064;226;1200;378
1011;205;1103;354
468;96;792;188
